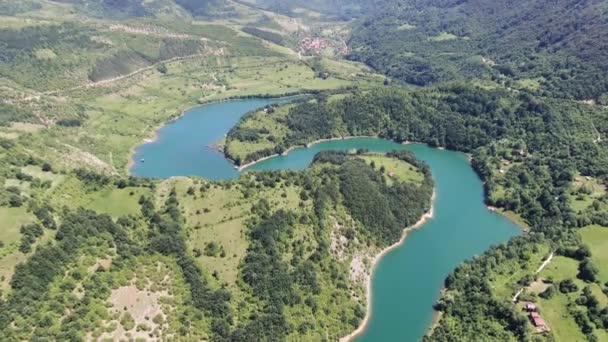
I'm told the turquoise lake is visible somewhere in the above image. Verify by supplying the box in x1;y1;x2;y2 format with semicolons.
131;97;293;180
131;99;521;341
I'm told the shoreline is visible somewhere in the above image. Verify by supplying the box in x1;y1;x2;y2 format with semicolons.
126;94;308;174
236;145;300;171
340;189;437;342
487;206;529;231
305;135;378;148
236;135;379;171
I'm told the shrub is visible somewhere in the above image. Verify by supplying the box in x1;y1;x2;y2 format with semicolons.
559;279;579;293
578;259;599;282
539;285;555;299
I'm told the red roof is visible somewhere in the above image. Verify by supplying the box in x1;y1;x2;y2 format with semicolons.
529;312;546;327
532;316;546;327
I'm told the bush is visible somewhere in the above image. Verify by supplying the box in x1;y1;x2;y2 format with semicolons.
559;279;579;293
8;194;23;207
121;312;135;331
56;118;82;127
204;241;222;257
539;285;555;299
157;63;168;74
578;259;599;282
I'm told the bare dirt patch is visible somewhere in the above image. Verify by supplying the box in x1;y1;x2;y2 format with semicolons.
349;253;371;285
528;279;551;294
99;284;170;341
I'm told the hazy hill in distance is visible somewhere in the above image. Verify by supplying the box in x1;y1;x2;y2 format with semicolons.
348;0;608;102
41;0;230;18
234;0;379;20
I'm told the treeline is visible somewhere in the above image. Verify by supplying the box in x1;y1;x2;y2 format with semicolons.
227;209;295;340
225;84;608;339
240;0;380;20
224;152;432;339
242;85;608;230
0;19;231;91
332;151;432;245
0;103;35;126
88;37;210;82
0;132;435;339
241;27;284;46
427;234;546;341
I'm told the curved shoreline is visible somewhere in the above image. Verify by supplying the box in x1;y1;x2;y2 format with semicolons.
236;135;379;171
127;94;308;174
340;189;437;342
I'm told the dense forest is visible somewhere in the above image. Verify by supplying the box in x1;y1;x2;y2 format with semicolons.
348;0;608;101
44;0;229;18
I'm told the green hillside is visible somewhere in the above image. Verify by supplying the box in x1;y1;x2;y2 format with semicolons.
225;84;608;340
1;1;608;341
348;0;608;101
235;0;379;19
0;143;432;340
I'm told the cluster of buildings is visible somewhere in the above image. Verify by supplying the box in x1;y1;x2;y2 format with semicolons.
299;37;329;54
524;302;550;333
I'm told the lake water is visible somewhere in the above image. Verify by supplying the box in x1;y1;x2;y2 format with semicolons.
131;98;293;180
131;99;521;341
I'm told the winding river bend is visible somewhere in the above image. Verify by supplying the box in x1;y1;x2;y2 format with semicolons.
131;99;521;341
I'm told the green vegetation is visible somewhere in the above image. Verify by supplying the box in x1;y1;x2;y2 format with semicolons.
0;138;433;339
241;26;284;45
0;0;383;176
580;226;608;285
240;0;376;20
225;83;608;341
348;0;608;101
1;1;608;341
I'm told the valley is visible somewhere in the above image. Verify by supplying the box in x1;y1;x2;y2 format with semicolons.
1;1;608;341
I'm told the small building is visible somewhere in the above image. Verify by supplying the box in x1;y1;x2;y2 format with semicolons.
388;172;396;178
529;312;550;332
524;302;537;312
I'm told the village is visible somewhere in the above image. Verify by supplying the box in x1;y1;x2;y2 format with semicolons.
299;37;329;54
298;36;349;56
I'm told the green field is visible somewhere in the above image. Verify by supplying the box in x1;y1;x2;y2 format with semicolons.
569;175;606;212
428;32;459;42
580;225;608;283
360;154;424;186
